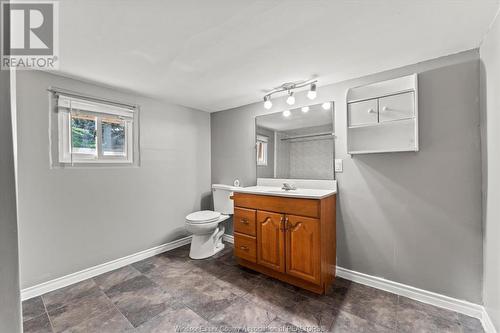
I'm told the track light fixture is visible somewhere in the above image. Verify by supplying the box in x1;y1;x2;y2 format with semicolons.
263;95;272;110
307;83;317;100
286;91;295;105
322;102;331;110
262;78;317;110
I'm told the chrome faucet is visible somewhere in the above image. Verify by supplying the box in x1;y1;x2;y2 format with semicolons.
282;183;297;191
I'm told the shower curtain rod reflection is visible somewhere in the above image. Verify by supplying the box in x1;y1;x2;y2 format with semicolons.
280;132;335;141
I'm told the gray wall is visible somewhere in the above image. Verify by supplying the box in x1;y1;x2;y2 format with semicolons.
0;70;22;332
15;71;211;289
480;9;500;330
211;49;483;303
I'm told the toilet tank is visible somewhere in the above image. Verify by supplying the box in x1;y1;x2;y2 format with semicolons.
212;184;236;215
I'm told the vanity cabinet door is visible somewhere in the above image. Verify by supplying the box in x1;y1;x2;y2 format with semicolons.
285;214;321;284
256;210;285;273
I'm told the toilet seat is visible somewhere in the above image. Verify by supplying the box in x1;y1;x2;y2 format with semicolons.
186;210;221;224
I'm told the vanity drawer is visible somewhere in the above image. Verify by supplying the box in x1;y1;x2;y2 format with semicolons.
378;92;414;123
234;207;256;236
348;98;378;127
234;232;257;263
234;193;320;218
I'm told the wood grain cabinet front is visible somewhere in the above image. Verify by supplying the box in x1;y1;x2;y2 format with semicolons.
285;214;321;284
234;233;256;263
232;193;336;295
233;207;256;236
256;210;285;273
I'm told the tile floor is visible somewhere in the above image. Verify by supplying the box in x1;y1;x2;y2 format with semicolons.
22;243;484;333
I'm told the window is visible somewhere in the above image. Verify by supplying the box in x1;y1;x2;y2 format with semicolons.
256;135;268;166
56;94;136;165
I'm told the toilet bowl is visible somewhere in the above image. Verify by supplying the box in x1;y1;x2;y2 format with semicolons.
185;184;235;259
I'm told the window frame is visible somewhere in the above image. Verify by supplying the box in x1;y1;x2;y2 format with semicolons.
55;93;137;166
256;134;269;166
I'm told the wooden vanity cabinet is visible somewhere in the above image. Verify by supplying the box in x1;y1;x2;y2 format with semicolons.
232;193;336;294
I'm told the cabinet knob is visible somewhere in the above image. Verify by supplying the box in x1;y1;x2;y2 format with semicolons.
240;218;249;224
382;106;390;112
367;108;376;114
239;246;248;251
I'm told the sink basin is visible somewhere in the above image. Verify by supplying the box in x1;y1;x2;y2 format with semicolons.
266;189;296;193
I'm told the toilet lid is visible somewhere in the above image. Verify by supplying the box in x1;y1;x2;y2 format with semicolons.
186;210;221;224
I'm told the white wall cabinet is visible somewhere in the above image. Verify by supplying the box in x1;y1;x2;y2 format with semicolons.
346;74;418;154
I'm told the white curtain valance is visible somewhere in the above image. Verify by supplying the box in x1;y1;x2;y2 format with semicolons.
256;135;269;143
57;95;135;119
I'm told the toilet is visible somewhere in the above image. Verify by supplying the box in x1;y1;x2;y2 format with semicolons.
185;184;235;259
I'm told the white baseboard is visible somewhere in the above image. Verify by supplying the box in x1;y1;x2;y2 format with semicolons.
21;236;192;301
222;234;234;244
336;267;496;333
482;308;497;333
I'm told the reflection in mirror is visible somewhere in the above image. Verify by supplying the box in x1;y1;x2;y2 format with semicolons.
256;102;335;180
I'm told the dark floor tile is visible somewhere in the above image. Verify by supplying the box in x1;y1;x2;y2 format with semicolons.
330;310;394;333
191;256;235;278
458;313;484;333
136;256;193;294
279;295;336;331
23;312;53;333
150;264;218;299
243;278;306;320
135;302;211;333
105;274;178;328
93;265;142;291
42;279;98;313
211;297;276;331
22;296;46;322
265;317;306;333
104;275;174;327
396;297;461;333
216;248;239;267
131;255;173;275
159;245;194;265
48;288;115;333
214;265;263;296
179;278;239;320
61;308;133;333
340;287;398;329
398;296;459;323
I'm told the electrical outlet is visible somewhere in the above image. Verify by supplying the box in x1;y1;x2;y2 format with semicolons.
335;159;343;172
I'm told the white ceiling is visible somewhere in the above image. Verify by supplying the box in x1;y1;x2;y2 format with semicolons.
56;0;500;112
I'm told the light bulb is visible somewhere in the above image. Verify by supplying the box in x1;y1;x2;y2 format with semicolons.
283;110;291;117
301;106;309;113
307;83;317;100
286;91;295;105
263;96;272;110
322;102;331;110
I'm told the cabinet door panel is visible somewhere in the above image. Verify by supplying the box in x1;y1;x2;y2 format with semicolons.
378;92;414;122
286;214;321;284
348;99;378;127
256;210;285;273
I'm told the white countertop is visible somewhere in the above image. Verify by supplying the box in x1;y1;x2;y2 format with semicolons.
232;185;337;199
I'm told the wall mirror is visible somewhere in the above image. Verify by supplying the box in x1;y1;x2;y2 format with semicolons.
255;102;335;180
